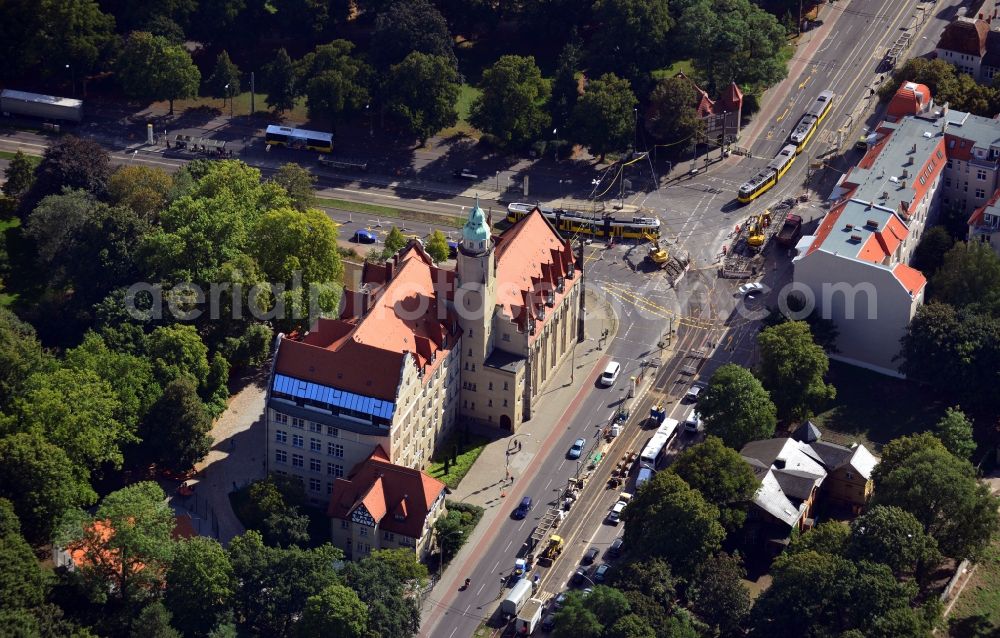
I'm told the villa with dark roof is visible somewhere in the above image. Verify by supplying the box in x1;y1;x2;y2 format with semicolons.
934;15;1000;84
265;201;582;509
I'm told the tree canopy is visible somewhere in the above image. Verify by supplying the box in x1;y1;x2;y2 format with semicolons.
756;321;836;421
588;0;673;90
370;0;456;71
470;55;551;149
668;436;758;532
118;32;201;114
689;552;751;637
930;241;1000;314
935;406;976;460
165;537;234;638
645;77;704;144
697;364;777;449
384;52;460;145
298;40;372;127
847;505;941;579
571;73;638;161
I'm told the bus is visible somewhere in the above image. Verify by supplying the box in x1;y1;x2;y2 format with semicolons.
789;90;835;153
737;144;797;204
639;418;679;469
506;202;661;240
264;125;333;153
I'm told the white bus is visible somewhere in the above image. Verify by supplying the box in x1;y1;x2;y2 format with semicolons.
639;418;679;469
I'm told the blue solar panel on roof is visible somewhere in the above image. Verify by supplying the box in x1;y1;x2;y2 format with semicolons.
272;374;396;420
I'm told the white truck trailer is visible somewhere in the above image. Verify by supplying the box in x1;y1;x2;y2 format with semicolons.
499;578;534;619
1;89;83;123
514;597;544;635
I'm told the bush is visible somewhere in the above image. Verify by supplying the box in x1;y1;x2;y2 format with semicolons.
433;500;484;565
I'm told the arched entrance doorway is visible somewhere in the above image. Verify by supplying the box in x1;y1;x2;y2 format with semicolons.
500;415;512;431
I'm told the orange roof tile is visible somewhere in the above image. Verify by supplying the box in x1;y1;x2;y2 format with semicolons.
892;263;927;295
887;83;930;120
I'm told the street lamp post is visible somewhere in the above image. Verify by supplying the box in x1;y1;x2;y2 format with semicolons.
224;84;233;117
367;104;373;137
436;529;464;577
553;128;558;162
65;64;74;97
575;459;582;479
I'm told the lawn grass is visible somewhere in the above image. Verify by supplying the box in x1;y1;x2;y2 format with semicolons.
948;537;1000;636
653;59;694;80
153;91;311;122
428;434;491;489
437;83;482;139
808;360;945;451
0;150;42;164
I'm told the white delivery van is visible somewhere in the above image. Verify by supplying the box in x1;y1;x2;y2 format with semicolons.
600;361;621;386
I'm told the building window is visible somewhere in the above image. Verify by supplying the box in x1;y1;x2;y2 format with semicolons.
292;454;304;468
328;443;344;458
846;472;855;480
947;159;953;168
275;430;287;443
308;421;321;433
945;177;952;188
502;333;510;342
976;188;986;198
488;399;493;407
503;399;508;407
463;400;467;408
383;531;395;541
328;463;344;477
359;527;368;537
468;349;472;357
309;478;321;492
489;382;493;391
310;458;321;472
504;382;509;391
471;402;475;410
291;417;305;429
292;434;304;448
274;411;288;424
977;169;987;181
341;519;349;529
328;482;335;494
275;449;287;464
310;438;322;452
327;426;339;437
468;329;473;337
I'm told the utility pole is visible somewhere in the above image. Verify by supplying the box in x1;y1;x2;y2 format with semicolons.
798;0;804;37
250;72;255;115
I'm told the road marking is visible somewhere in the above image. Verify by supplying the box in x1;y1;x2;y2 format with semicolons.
544;478;552;490
799;76;811;89
775;108;790;123
492;560;500;572
449;627;458;638
505;540;512;551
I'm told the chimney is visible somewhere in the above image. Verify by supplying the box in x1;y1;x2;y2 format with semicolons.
386;259;395;283
901;169;909;178
774;457;786;470
881;191;888;199
361;286;372;316
906;156;914;166
900;180;907;189
911;143;917;154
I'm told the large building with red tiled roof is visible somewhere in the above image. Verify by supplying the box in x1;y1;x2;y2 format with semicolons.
796;82;1000;374
934;15;1000;84
327;446;446;559
266;200;581;505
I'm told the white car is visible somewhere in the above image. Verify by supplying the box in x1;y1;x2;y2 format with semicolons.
684;385;703;402
600;361;621;387
607;500;628;524
738;282;765;296
684;408;703;433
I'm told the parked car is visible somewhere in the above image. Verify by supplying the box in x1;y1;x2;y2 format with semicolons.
600;361;621;387
684;385;703;402
552;592;567;610
351;229;376;244
607;499;628;524
608;537;624;558
453;167;478;179
738;282;764;296
572;566;592;587
541;614;556;631
513;496;532;519
568;438;586;460
636;467;654;490
594;563;611;583
582;547;599;565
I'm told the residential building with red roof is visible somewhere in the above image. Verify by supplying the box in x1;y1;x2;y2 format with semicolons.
266;200;582;507
967;188;1000;255
670;73;743;143
327;446;446;559
934;14;1000;84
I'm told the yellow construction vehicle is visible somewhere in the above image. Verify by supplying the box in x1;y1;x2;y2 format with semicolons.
541;535;564;562
747;215;766;248
644;233;669;266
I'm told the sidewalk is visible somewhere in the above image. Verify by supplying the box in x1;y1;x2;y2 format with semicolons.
419;288;619;632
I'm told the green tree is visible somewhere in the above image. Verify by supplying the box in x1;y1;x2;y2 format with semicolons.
0;308;55;410
228;531;342;637
935;405;976;459
370;0;457;71
139;377;213;473
848;505;941;578
385;52;460;145
262;48;299;114
58;482;175;615
605;614;655;638
147;324;211;388
588;0;673;89
609;557;677;608
571;73;638;161
425;230;450;263
787;520;850;557
871;432;949;485
470;55;551;149
553;592;602;638
756;321;836;421
131;602;181;638
298;584;369;638
165;537;234;638
271;163;317;211
689;552;751;637
911;225;954;279
0;434;99;548
107;165;173;220
873;446;1000;559
698;364;777;449
250;207;344;332
340;549;426;638
550;37;583;131
621;472;725;576
668;436;758;532
0;499;50;611
2;151;35;201
645;76;704;144
36;0;117;83
243;477;311;547
384;225;407;254
12;367;131;472
118;32;201;114
750;552;926;638
299;40;371;127
21;135;112;215
206;50;241;104
25;189;99;275
931;241;1000;312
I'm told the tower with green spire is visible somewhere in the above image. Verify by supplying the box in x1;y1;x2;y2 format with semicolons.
456;194;497;369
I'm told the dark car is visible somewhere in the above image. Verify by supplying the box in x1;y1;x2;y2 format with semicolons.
582;547;599;565
351;229;376;244
453;168;478;180
448;241;459;258
541;613;556;631
513;496;532;519
571;566;592;587
594;563;611;583
552;592;567;610
608;537;624;558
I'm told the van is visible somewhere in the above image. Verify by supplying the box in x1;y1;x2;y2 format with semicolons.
500;578;534;618
600;361;621;387
636;467;654;490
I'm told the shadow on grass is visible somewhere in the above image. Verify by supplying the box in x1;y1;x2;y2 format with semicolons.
428;433;491;490
809;360;945;450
